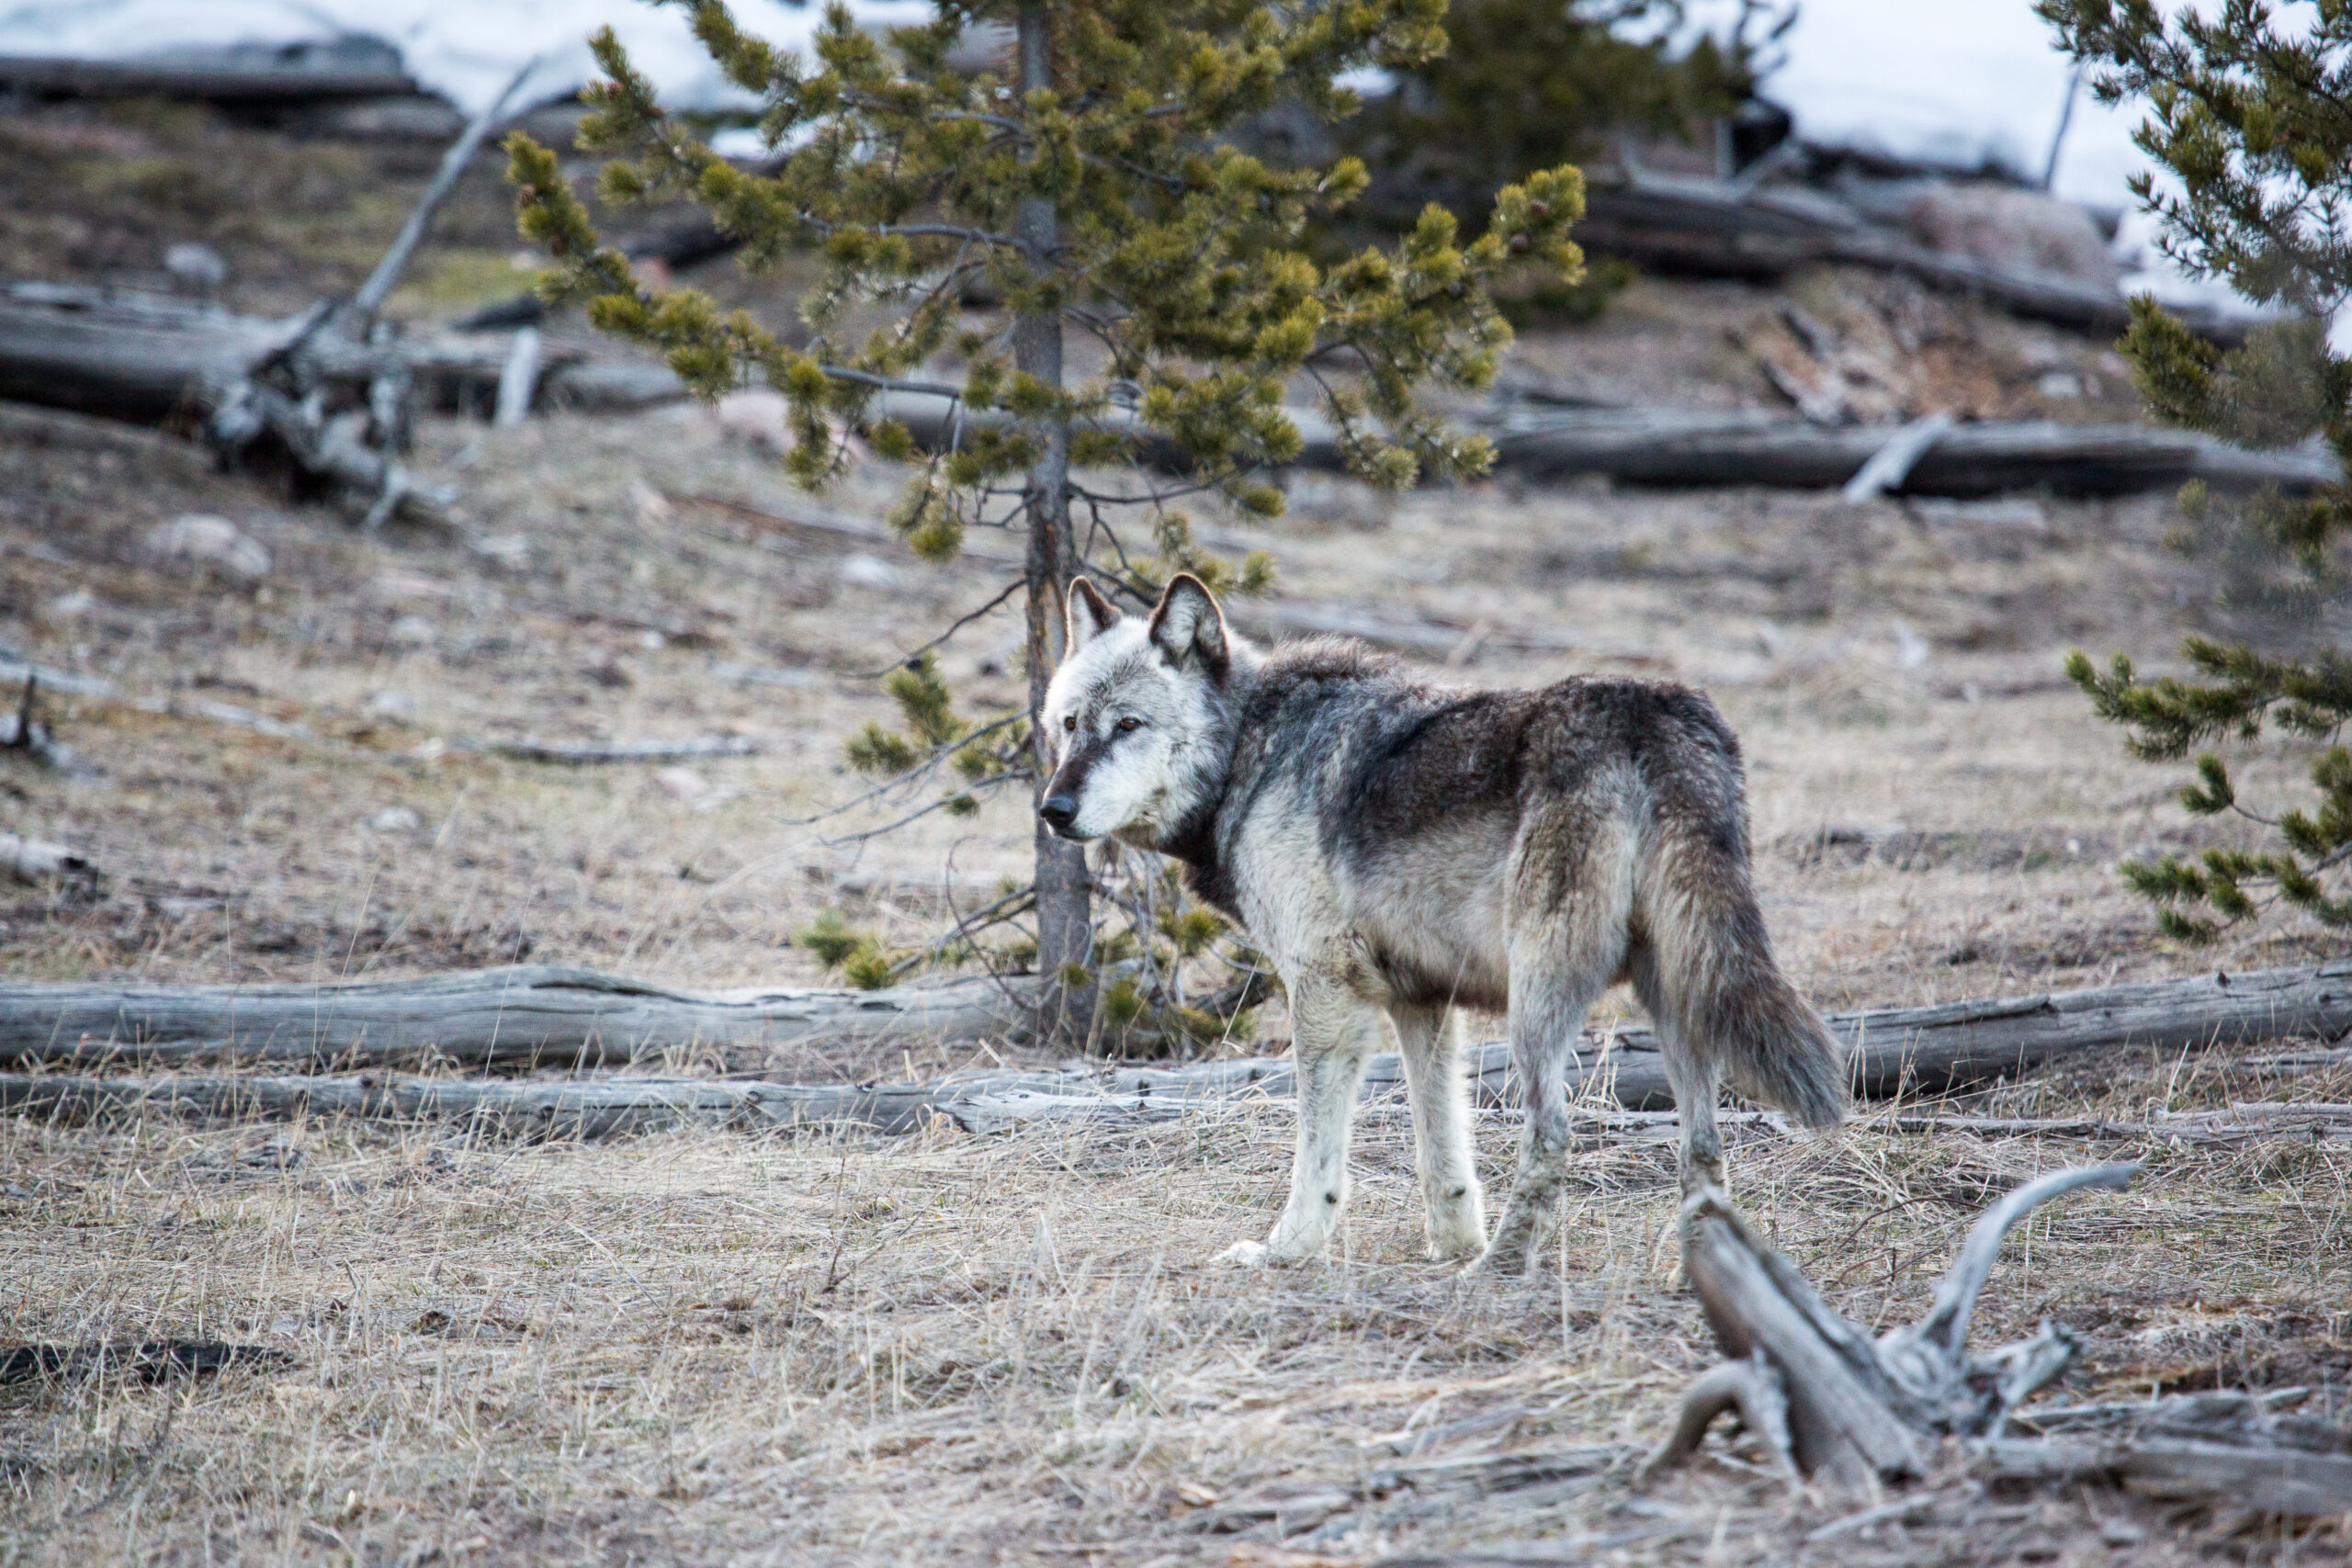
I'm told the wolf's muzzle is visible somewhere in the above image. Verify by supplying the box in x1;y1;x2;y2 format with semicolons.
1038;793;1080;835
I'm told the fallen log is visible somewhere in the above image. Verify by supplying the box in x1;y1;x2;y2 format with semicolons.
1;962;2345;1102
0;964;1038;1072
0;45;419;106
1489;407;2340;497
875;385;2335;498
1647;1165;2352;1515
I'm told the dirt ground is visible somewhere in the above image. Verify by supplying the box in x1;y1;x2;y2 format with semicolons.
3;94;2349;1566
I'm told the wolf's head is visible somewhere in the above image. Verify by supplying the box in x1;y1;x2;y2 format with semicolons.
1038;573;1246;844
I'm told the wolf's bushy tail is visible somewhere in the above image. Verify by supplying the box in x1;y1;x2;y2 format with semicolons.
1643;822;1849;1128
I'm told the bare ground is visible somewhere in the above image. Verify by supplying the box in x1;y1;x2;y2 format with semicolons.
3;93;2350;1568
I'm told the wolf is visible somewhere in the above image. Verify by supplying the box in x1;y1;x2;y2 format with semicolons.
1038;571;1849;1274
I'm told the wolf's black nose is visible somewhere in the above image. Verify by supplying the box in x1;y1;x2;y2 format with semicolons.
1039;794;1079;830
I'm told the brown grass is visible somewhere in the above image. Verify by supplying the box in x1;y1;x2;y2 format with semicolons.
3;1045;2347;1565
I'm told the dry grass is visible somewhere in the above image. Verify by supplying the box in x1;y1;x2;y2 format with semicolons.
3;1043;2347;1565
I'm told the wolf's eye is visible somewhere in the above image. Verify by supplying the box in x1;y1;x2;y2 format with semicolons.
1062;716;1076;733
1115;716;1143;734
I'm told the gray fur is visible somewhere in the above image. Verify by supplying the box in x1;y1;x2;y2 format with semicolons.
1042;574;1849;1274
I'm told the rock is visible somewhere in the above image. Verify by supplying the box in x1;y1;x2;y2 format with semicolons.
629;481;674;529
469;534;530;569
164;242;227;298
43;589;94;622
388;615;437;648
838;552;901;590
655;766;709;801
1891;618;1930;671
716;389;789;450
141;514;270;582
365;807;422;834
1905;183;2120;290
367;690;411;716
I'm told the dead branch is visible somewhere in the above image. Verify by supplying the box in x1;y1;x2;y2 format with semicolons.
348;61;538;326
1644;1165;2352;1515
0;676;81;772
1644;1165;2136;1491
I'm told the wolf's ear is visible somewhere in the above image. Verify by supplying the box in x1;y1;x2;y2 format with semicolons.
1063;577;1123;656
1148;573;1229;680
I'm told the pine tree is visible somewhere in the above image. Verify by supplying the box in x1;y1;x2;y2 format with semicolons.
1359;0;1790;202
507;0;1583;1039
2041;1;2352;942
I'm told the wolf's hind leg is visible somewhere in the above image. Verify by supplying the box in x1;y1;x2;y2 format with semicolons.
1479;809;1636;1279
1630;941;1725;1198
1476;958;1611;1276
1391;1002;1486;1262
1220;973;1382;1266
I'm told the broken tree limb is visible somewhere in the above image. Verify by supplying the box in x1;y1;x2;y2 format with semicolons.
348;60;539;327
1840;411;1955;503
492;327;542;428
1645;1165;2137;1491
1647;1166;2352;1514
2;962;2347;1100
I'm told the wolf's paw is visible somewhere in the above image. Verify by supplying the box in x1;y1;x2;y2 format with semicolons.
1216;1238;1275;1269
1426;1231;1487;1266
1461;1246;1526;1281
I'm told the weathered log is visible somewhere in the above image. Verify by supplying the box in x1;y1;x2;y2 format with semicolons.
875;384;2335;497
0;45;419;107
1490;407;2340;497
1;962;2346;1102
0;964;1039;1071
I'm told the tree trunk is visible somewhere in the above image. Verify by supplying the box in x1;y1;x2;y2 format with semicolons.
1015;4;1092;1045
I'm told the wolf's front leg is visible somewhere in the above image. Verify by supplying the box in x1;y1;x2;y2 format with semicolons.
1219;977;1381;1267
1391;1002;1486;1262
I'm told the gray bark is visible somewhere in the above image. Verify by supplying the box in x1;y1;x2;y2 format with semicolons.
2;962;2344;1100
1014;4;1092;1043
0;964;1037;1072
1488;407;2341;497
